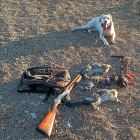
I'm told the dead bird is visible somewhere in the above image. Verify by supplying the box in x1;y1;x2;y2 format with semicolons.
80;76;112;90
83;63;112;78
83;89;121;110
113;65;129;88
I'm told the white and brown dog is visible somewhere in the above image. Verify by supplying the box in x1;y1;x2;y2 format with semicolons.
71;14;116;45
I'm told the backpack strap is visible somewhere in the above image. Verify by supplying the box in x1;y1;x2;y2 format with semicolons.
17;80;53;102
17;79;50;93
21;71;49;85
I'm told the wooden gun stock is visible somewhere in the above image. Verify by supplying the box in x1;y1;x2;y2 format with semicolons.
38;102;59;137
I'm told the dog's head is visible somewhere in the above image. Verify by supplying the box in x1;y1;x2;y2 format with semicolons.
99;14;112;31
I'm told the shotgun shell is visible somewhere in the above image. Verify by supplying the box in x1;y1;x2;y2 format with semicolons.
126;74;132;79
128;81;134;85
128;72;134;77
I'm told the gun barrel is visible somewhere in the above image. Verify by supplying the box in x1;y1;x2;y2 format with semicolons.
80;59;93;75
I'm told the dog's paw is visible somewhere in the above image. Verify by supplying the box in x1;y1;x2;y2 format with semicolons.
104;42;109;46
88;29;92;34
111;40;116;44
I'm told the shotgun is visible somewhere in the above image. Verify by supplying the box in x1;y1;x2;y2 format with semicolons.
37;59;93;137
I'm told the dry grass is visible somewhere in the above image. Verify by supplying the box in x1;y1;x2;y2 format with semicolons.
0;0;140;140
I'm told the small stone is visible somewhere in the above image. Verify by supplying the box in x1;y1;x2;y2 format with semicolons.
6;135;10;139
30;113;36;119
24;110;30;114
22;101;25;104
31;102;34;105
79;86;85;90
0;95;2;100
38;57;43;60
22;119;25;122
35;101;41;106
2;127;6;130
64;123;70;129
39;95;45;100
1;104;5;107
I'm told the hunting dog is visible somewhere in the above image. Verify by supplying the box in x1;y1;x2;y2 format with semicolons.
71;14;116;45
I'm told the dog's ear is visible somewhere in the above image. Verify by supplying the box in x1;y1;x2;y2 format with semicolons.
108;14;112;21
99;14;104;23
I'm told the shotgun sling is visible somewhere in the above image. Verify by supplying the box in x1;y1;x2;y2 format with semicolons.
37;59;93;137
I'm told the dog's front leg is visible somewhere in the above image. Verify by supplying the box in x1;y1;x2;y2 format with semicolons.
88;29;95;34
100;33;108;45
111;33;116;44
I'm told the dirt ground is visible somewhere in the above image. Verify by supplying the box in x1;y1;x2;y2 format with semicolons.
0;0;140;140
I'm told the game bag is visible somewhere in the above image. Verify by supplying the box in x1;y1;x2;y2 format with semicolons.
17;64;71;103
